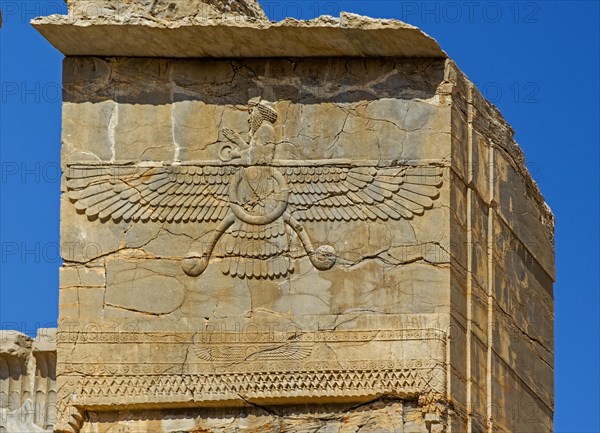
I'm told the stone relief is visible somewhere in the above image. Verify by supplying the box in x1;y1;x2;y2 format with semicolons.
12;0;555;430
56;327;447;407
192;341;312;362
66;99;444;280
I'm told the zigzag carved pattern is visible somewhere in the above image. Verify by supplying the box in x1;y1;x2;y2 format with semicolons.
79;367;429;403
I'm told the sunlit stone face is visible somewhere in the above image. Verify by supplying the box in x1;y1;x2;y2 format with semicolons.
23;6;555;433
64;0;269;21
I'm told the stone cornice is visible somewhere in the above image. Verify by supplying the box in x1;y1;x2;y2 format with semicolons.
32;13;446;59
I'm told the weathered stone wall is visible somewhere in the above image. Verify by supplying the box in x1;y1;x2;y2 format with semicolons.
0;329;57;433
51;53;554;433
445;62;554;432
82;400;438;432
56;56;453;433
25;2;554;431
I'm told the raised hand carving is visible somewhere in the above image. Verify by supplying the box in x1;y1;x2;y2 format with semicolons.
220;97;278;164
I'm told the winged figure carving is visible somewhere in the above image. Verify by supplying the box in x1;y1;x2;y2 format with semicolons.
66;98;444;279
194;343;312;362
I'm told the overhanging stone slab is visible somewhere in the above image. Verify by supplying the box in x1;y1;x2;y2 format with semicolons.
32;13;446;58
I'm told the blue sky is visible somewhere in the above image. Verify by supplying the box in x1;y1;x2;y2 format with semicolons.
0;1;598;431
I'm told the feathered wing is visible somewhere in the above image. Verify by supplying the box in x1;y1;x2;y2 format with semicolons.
65;164;236;223
194;344;311;362
284;165;443;222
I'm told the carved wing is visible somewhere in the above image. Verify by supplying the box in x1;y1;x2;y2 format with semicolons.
244;344;312;361
65;164;237;223
284;165;443;221
194;344;311;362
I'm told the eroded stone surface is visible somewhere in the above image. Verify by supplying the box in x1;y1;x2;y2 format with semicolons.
32;12;445;58
0;329;57;433
27;5;557;433
55;75;452;431
81;399;437;433
65;0;268;22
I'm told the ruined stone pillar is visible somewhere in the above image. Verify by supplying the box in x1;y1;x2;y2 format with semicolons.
32;1;554;432
0;329;57;432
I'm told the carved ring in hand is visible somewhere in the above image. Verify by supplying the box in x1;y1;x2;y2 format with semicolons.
219;143;235;162
230;167;289;225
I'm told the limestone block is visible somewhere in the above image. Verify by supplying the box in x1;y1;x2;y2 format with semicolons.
105;259;186;315
447;316;468;412
469;335;489;430
60;195;128;264
58;287;80;320
492;305;553;408
471;192;489;291
172;101;220;161
113;103;175;161
32;13;446;58
450;102;469;182
76;288;106;321
79;400;437;433
493;217;554;353
52;59;548;431
491;353;553;433
472;129;491;203
63;57;112;103
470;282;489;345
62;101;115;163
494;149;554;279
52;56;554;433
59;266;105;288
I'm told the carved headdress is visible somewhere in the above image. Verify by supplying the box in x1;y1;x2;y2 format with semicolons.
248;97;277;124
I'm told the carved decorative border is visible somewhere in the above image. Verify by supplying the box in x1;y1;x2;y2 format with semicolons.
68;360;442;406
56;328;447;344
55;329;447;432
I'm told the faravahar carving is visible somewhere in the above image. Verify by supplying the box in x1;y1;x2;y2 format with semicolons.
66;99;443;279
